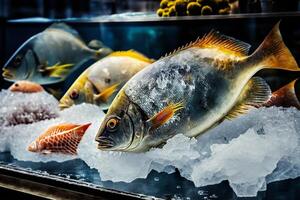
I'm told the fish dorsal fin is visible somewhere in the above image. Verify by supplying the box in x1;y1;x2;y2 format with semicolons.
161;30;251;59
108;50;154;63
46;23;82;40
195;30;251;56
41;123;79;138
225;77;272;120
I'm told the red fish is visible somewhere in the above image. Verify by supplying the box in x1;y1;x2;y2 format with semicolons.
28;123;91;155
9;80;44;93
263;79;300;109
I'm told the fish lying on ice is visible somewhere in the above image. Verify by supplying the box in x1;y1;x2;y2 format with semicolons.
59;50;153;110
9;80;44;93
28;123;91;155
2;23;112;85
263;79;300;109
95;22;299;152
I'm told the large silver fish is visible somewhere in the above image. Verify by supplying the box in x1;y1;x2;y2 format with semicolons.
2;23;112;85
95;22;299;152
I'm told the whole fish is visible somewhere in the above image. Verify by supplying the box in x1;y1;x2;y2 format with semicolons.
2;23;112;85
263;79;300;109
59;50;153;110
9;80;44;93
95;22;299;152
28;123;91;155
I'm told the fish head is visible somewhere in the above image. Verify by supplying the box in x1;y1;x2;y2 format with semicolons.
59;72;90;109
95;90;146;151
3;47;39;81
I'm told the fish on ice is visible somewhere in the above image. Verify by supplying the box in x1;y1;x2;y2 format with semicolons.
95;22;299;152
59;50;153;110
28;123;91;155
9;80;44;93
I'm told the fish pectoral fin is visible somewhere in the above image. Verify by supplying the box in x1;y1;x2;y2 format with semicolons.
225;77;272;120
94;83;120;102
250;21;299;71
47;63;74;78
146;102;184;131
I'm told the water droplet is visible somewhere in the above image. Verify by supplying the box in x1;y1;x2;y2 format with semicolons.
176;185;181;189
197;190;207;196
210;194;218;199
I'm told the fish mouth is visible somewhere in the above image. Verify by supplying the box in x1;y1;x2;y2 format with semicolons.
96;137;115;150
2;68;14;79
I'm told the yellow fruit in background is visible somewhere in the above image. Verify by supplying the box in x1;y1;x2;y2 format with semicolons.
157;8;164;16
187;2;202;15
175;0;188;15
169;6;177;16
201;5;213;15
160;0;169;9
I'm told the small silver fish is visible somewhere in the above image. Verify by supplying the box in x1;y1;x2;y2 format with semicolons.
95;22;299;152
2;23;112;85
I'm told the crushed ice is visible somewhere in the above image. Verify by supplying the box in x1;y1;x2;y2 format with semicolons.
0;90;59;126
0;89;300;197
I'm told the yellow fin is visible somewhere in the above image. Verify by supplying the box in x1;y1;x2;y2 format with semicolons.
46;63;74;78
251;21;299;71
226;77;272;120
147;102;184;130
162;31;251;59
108;50;154;63
94;83;120;102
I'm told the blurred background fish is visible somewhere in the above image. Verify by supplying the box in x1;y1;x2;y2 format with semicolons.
59;50;154;110
2;23;112;85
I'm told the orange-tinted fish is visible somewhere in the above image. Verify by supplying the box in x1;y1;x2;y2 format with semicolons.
263;79;300;109
28;122;91;155
9;80;44;93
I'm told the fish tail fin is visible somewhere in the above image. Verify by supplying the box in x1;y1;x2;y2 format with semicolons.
265;79;300;109
75;123;92;137
250;21;299;71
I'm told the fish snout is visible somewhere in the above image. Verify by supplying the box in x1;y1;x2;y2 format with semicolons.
96;136;115;149
2;68;14;79
27;141;39;152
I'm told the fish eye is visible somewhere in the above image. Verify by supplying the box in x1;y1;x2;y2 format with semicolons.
106;117;119;131
105;78;111;84
69;89;79;100
14;83;19;87
14;55;22;65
